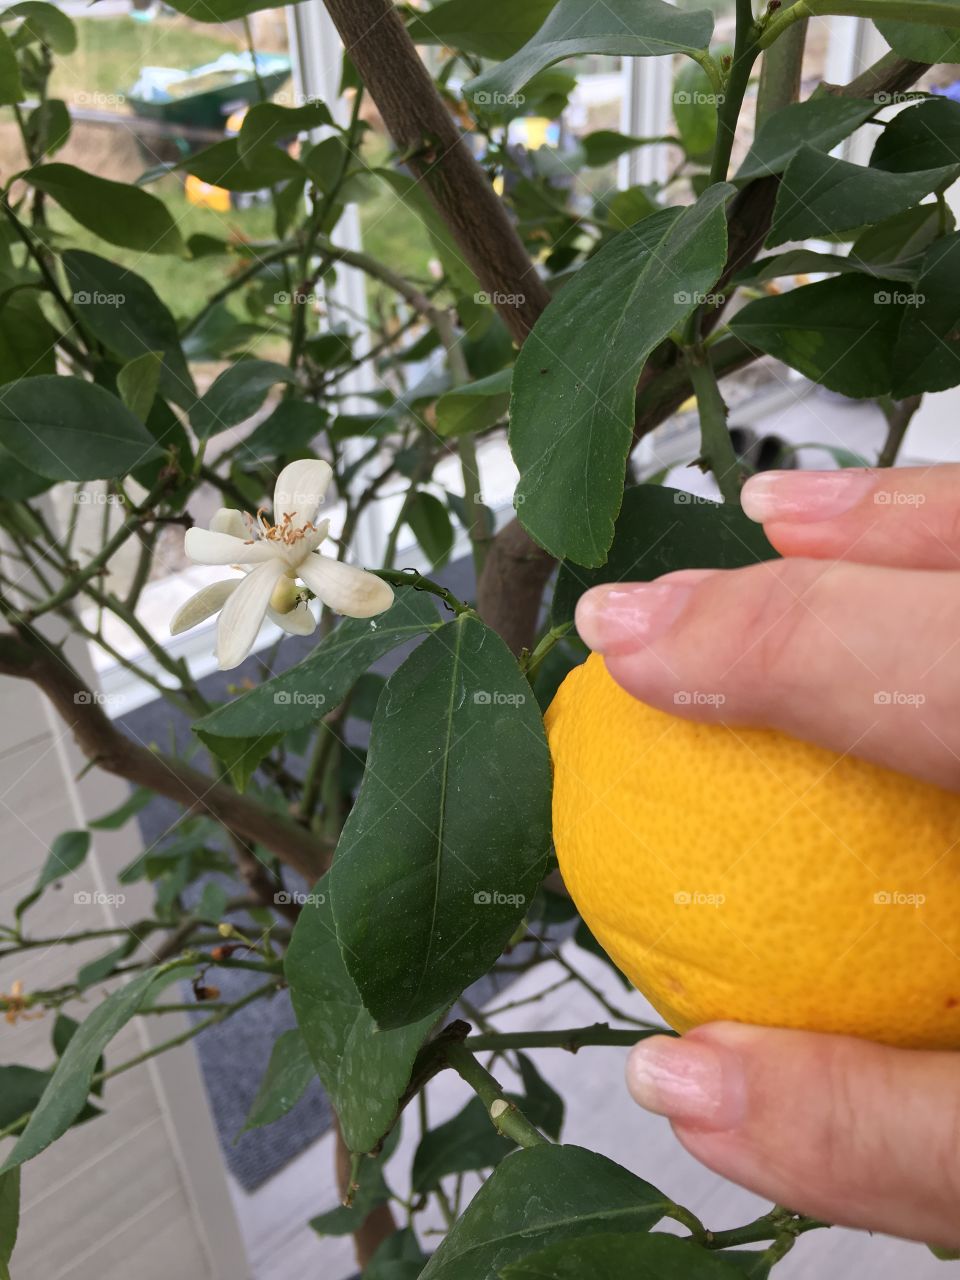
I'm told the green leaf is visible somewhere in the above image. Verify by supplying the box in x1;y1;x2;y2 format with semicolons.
240;398;326;460
407;0;555;58
15;829;89;921
183;136;303;191
419;1145;670;1280
238;1028;315;1135
435;369;512;437
0;1167;19;1280
466;0;714;103
405;491;454;567
500;1232;750;1279
237;99;333;165
728;274;904;399
552;484;776;625
877;18;960;59
287;879;436;1152
26;164;183;255
63;251;196;407
195;880;229;925
0;290;58;381
800;1;960;30
736;247;918;284
0;1064;98;1134
191;358;298;438
0;375;161;479
195;730;282;793
871;97;960;174
579;130;658;168
516;1055;564;1139
735;97;877;182
363;1228;426;1280
766;145;958;246
0;447;50;500
24;97;70;156
412;1096;514;1192
929;1244;960;1262
117;352;163;424
331;614;552;1029
511;186;733;567
195;591;440;738
852;202;951;267
1;1;75;52
0;28;23;104
891;231;960;396
76;939;138;991
672;59;721;160
1;967;163;1172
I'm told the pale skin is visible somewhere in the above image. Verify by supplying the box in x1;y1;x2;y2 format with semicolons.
575;464;960;1250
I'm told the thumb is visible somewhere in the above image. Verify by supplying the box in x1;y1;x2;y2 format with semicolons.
626;1022;960;1248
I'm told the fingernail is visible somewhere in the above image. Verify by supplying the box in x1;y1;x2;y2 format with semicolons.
626;1035;745;1129
575;572;710;656
741;470;876;524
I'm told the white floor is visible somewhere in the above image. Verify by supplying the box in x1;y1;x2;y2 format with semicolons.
230;938;949;1280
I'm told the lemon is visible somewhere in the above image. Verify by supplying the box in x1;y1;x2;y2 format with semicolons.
545;653;960;1049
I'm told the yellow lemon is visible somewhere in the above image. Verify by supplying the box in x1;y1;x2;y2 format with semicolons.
545;652;960;1049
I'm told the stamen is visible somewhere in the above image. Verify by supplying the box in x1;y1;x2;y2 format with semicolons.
244;507;318;546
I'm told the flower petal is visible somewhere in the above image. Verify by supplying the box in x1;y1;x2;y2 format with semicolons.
297;553;394;618
216;559;285;669
268;602;317;636
170;579;239;635
209;507;248;539
185;527;277;566
273;459;332;526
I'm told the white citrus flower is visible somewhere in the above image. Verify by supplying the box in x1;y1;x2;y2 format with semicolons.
170;459;394;670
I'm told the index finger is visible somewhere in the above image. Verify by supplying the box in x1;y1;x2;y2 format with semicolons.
741;465;960;570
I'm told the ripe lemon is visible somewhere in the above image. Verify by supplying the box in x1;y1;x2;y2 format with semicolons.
545;652;960;1049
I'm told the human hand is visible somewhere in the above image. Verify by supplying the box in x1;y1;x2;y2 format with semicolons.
575;466;960;1249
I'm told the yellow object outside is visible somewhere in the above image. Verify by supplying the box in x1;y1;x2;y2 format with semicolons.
546;652;960;1049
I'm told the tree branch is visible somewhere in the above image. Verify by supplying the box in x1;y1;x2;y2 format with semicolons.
0;629;332;884
321;0;551;344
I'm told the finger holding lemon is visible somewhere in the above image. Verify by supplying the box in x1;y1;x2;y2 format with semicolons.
548;466;960;1249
